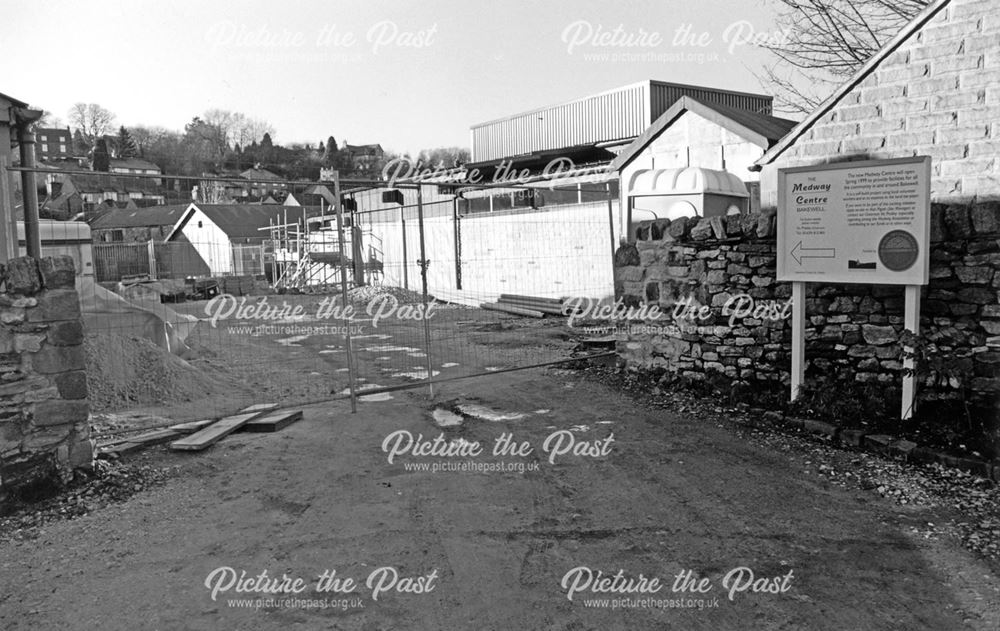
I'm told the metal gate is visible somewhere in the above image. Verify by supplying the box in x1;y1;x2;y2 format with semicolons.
6;166;619;424
332;180;620;409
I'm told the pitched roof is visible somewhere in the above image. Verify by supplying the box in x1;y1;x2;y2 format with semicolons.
240;167;283;181
171;204;322;240
611;96;798;171
90;204;190;229
754;0;950;168
0;91;28;108
110;158;162;171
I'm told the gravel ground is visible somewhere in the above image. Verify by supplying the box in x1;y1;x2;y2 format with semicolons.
587;365;1000;572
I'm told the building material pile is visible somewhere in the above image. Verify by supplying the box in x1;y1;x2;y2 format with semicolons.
480;294;577;318
97;403;303;458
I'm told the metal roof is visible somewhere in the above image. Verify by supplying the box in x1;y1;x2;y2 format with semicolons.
90;204;190;229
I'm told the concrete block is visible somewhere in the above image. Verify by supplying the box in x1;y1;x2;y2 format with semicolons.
864;434;894;453
839;428;866;447
802;419;839;438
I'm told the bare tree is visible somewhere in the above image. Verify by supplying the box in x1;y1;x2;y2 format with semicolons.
67;103;116;143
761;0;930;114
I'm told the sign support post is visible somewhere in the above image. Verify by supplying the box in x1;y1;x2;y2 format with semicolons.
901;284;921;420
790;281;806;402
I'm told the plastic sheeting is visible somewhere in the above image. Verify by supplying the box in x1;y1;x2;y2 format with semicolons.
77;277;198;356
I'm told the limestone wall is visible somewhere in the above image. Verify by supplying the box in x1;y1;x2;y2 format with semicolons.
0;256;92;502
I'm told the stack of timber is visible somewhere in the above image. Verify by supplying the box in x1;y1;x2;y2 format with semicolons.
480;294;579;318
97;403;304;458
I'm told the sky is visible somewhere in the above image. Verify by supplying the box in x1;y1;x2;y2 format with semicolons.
2;0;793;155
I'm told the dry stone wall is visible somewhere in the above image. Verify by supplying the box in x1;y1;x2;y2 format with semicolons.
0;256;92;502
614;201;1000;408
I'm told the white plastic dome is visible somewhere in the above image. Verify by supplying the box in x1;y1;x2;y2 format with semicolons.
627;166;749;197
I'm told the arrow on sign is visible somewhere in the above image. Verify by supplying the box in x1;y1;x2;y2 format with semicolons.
791;241;836;265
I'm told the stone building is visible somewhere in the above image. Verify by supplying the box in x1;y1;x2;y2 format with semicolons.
755;0;1000;205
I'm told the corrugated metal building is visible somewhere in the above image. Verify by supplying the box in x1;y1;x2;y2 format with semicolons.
470;80;774;162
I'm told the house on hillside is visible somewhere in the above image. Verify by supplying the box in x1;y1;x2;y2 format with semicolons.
109;157;162;184
239;166;286;197
34;127;72;161
47;172;166;213
342;143;384;175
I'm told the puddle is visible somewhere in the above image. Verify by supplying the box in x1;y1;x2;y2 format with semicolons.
376;356;391;361
484;367;501;372
335;368;349;373
455;404;526;422
319;349;341;354
534;409;551;414
432;408;464;427
364;345;421;353
339;383;383;395
276;335;310;346
597;421;614;425
309;372;320;376
359;393;393;402
392;369;441;380
441;362;460;368
407;352;428;358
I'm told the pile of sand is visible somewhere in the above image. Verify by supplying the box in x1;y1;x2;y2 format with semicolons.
84;333;243;412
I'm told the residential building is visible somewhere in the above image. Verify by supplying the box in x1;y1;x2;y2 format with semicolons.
34;127;72;161
342;143;384;175
240;166;286;197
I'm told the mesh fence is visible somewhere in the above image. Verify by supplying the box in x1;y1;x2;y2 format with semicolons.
6;168;619;435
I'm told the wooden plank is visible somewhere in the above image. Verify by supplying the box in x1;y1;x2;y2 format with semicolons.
168;419;215;434
240;403;280;414
170;410;269;451
240;410;303;433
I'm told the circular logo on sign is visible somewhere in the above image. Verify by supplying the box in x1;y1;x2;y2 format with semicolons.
878;230;919;272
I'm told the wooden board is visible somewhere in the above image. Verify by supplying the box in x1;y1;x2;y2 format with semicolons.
240;410;303;433
240;403;280;414
168;419;216;434
169;404;277;451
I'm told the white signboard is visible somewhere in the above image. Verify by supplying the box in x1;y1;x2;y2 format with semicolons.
777;157;931;285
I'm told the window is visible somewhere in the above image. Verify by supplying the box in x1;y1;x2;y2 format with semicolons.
59;144;66;153
40;135;47;141
41;144;48;152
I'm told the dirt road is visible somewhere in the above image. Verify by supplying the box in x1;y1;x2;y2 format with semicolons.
2;366;998;630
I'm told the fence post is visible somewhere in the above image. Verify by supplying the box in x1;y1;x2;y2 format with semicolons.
416;185;434;398
147;240;157;279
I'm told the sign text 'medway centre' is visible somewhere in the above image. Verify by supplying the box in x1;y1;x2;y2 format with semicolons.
777;157;931;286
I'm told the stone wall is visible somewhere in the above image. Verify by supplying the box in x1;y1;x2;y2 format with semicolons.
759;0;1000;207
614;200;1000;407
0;256;92;502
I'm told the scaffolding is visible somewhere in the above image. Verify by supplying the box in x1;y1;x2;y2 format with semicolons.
263;205;384;291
